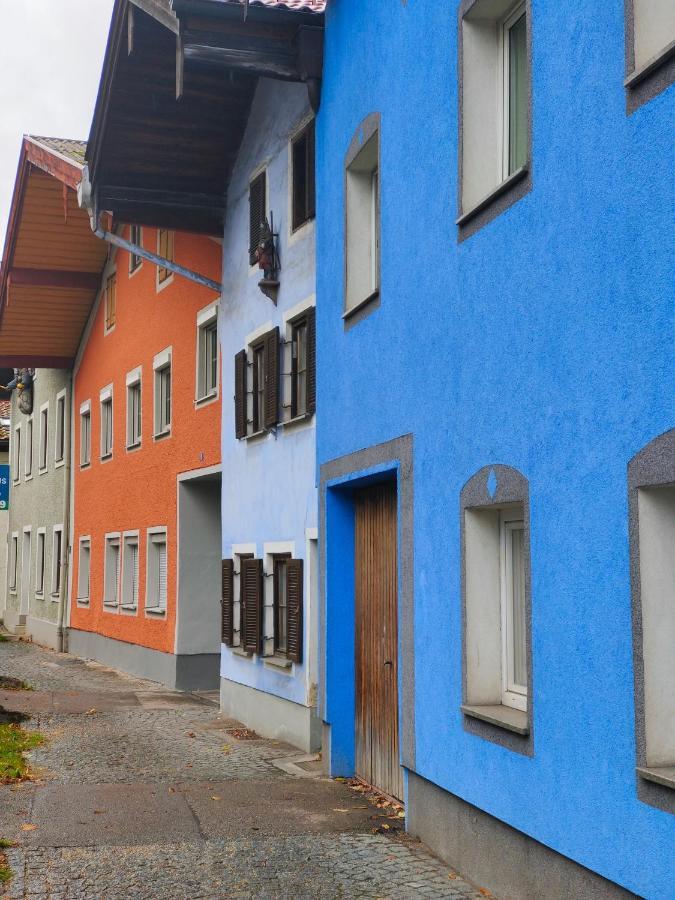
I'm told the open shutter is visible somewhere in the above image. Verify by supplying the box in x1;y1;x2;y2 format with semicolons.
249;172;266;266
306;307;316;416
241;557;263;654
286;558;304;664
264;327;279;429
307;121;316;221
221;559;234;647
234;349;247;439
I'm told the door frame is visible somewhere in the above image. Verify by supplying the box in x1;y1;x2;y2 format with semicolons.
319;434;415;794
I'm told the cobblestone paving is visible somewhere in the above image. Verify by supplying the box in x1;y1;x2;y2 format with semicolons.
0;641;486;899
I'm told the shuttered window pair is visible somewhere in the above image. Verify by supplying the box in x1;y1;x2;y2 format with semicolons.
234;308;315;439
221;556;303;663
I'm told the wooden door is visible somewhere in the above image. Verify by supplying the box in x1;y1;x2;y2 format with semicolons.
355;482;403;800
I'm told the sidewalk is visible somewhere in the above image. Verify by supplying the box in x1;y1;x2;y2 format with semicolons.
0;640;488;900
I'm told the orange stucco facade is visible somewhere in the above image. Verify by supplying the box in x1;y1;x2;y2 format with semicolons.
70;228;222;654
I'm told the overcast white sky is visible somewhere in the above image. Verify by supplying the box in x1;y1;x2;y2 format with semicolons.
0;0;114;251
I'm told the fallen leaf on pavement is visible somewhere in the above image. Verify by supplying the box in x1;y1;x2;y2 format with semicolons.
85;708;97;715
168;787;176;793
20;824;37;831
211;796;222;801
332;808;349;812
186;731;195;738
221;744;231;754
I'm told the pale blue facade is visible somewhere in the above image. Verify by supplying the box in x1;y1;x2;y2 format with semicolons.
219;78;319;752
317;1;674;897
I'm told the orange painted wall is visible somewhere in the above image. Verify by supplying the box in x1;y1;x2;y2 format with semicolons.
70;229;222;654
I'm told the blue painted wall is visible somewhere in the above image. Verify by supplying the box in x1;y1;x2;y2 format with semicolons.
316;1;674;895
220;79;318;713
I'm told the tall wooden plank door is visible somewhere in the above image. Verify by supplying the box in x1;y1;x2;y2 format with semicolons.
354;482;403;801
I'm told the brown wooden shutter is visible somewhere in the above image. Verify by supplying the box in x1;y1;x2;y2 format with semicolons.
249;172;266;266
221;559;234;647
306;307;316;416
286;558;304;664
241;557;263;654
234;349;247;439
307;120;316;221
264;327;279;429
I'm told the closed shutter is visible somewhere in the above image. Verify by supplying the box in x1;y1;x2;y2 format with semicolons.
241;557;263;654
158;541;167;609
306;307;316;416
307;121;316;221
286;558;304;664
249;172;266;266
221;559;234;647
264;327;279;429
234;349;247;439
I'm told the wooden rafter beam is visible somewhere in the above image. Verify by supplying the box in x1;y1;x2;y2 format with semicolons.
97;184;227;215
0;355;74;369
8;268;101;291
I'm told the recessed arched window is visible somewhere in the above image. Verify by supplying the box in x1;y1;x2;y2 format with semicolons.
460;463;533;755
628;428;675;814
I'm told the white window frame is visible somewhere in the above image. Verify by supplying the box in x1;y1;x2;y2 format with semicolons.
9;532;18;592
126;368;142;450
38;402;49;474
153;348;172;438
129;224;143;276
20;527;31;615
500;2;527;182
100;385;113;460
77;536;91;604
54;388;66;467
121;530;140;611
499;511;527;711
13;423;21;483
145;527;168;614
51;526;63;600
262;541;296;664
195;303;219;404
344;128;380;316
80;400;91;467
24;415;33;480
103;532;121;609
232;542;257;649
156;229;175;292
35;527;46;598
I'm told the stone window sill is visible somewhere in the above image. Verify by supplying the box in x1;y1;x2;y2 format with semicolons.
232;646;252;659
264;655;292;671
637;766;675;790
456;165;529;228
625;39;675;89
145;606;166;616
461;703;529;736
343;289;380;322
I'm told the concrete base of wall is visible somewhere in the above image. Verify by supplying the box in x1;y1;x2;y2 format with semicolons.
67;629;219;691
1;607;26;635
407;772;636;900
26;616;60;651
220;677;321;753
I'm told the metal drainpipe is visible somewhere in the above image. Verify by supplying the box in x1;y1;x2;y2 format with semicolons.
56;371;72;654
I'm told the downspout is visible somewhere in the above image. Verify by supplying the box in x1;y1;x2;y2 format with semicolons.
56;371;73;653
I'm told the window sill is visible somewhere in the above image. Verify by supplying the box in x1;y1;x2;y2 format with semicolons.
282;412;314;431
625;39;675;89
100;453;113;462
264;655;292;671
246;429;270;443
76;598;90;607
195;392;218;409
637;766;675;791
126;442;141;452
456;165;529;228
343;289;380;322
35;592;44;600
24;475;33;483
38;467;48;476
121;603;138;612
49;593;60;602
461;703;529;736
103;601;118;610
54;459;65;469
153;430;171;442
231;646;252;659
80;462;91;470
145;606;166;616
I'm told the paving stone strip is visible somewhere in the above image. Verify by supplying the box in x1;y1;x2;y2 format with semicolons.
0;641;486;899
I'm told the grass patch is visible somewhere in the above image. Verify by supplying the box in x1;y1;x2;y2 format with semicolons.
0;723;43;783
0;634;8;642
0;861;12;885
0;676;32;691
0;840;14;849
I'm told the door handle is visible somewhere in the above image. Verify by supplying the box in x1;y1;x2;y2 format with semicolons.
384;660;393;667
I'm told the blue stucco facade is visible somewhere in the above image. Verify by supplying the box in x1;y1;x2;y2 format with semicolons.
219;78;320;752
316;1;674;896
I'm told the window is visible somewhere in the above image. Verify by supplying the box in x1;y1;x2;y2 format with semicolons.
461;465;533;752
13;425;21;482
55;391;66;464
80;402;91;466
122;533;140;609
628;430;675;810
104;535;121;607
249;171;267;266
146;530;167;612
234;329;279;438
51;527;63;597
35;530;46;596
105;272;116;331
291;120;316;231
288;308;316;420
9;534;18;591
157;229;174;287
126;370;142;449
458;0;531;236
260;549;303;662
196;306;219;401
252;342;265;434
625;0;675;111
344;115;380;319
129;224;143;273
25;417;33;478
100;388;113;459
153;350;172;437
78;538;91;602
39;404;48;471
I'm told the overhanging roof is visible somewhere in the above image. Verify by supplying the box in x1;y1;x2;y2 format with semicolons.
0;137;108;368
85;0;324;235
